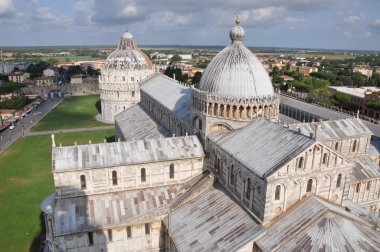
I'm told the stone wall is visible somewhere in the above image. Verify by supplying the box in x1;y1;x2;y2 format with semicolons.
53;158;204;198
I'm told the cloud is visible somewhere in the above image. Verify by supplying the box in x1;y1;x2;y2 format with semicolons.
367;19;380;35
0;0;22;22
344;31;353;37
285;16;305;23
344;15;361;25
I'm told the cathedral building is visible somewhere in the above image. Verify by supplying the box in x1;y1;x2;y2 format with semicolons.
42;18;380;252
99;30;155;123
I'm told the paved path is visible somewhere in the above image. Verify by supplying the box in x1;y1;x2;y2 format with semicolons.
0;99;62;155
26;125;115;136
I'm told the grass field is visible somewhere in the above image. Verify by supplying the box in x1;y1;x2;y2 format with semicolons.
0;129;114;252
31;95;107;132
298;53;356;60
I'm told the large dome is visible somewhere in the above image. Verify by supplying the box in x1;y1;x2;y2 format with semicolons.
199;20;273;99
105;30;152;70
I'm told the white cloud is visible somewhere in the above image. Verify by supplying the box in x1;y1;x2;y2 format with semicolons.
344;15;361;25
344;31;353;37
285;16;305;23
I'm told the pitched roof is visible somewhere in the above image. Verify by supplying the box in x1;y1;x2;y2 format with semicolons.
168;182;262;252
53;174;205;236
256;196;380;252
52;135;204;172
115;103;171;141
141;74;192;123
289;118;373;140
209;119;315;178
351;155;380;180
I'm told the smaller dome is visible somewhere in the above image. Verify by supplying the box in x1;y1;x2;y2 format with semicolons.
230;25;245;42
122;31;133;39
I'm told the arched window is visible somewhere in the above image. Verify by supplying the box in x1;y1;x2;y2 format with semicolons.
80;175;86;190
122;76;125;82
336;173;342;188
246;178;251;199
306;179;313;193
322;153;328;165
141;168;146;183
131;77;135;82
230;165;235;186
275;185;281;200
298;157;304;169
112;170;117;186
366;181;371;191
169;163;174;179
355;183;360;193
198;118;203;131
335;142;339;150
352;140;357;152
132;91;135;97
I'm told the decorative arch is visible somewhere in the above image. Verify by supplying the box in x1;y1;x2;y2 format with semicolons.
306;177;317;193
192;116;203;131
208;122;233;134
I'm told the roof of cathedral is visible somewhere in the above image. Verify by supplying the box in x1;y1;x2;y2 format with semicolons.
209;119;315;178
52;135;204;172
255;195;380;251
104;30;152;70
351;155;380;180
53;173;206;236
115;103;171;141
289;118;373;140
141;74;192;124
281;95;380;137
168;181;262;252
198;19;274;99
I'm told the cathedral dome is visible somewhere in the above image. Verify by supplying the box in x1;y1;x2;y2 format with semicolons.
198;19;273;99
105;30;152;70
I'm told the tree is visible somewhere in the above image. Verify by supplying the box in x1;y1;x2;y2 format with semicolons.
351;72;366;87
332;92;351;106
26;61;50;78
191;72;202;87
170;54;182;62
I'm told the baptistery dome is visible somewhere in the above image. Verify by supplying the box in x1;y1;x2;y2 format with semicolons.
104;31;153;70
199;19;273;99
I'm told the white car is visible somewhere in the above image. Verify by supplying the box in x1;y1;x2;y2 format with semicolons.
9;125;15;130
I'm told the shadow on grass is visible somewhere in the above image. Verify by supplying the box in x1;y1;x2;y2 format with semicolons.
106;135;115;143
29;211;46;252
95;100;101;114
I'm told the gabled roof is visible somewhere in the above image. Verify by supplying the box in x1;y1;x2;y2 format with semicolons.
115;103;171;141
141;74;192;124
52;135;204;172
168;181;262;252
351;155;380;180
256;196;380;252
53;173;205;236
209;119;315;178
289;118;373;141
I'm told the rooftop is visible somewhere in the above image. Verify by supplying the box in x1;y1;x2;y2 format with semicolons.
329;86;380;98
209;119;315;178
115;103;171;141
52;135;204;172
141;74;192;124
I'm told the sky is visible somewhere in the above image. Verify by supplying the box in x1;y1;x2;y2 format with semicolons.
0;0;379;50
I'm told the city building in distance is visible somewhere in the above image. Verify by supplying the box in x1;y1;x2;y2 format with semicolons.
41;18;380;252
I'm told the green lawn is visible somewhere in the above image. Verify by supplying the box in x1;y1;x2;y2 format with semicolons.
298;53;356;60
31;95;108;132
0;129;114;252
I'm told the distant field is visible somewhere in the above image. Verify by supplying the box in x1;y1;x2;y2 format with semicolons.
0;129;115;252
7;55;104;63
298;54;356;60
31;95;108;132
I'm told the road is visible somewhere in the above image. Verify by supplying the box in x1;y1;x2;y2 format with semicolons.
26;125;114;136
0;98;62;155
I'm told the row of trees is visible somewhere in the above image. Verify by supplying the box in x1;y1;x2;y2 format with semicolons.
0;82;26;97
0;96;33;110
163;66;203;86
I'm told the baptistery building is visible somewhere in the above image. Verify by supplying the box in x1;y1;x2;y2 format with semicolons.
42;18;380;252
99;30;155;123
